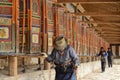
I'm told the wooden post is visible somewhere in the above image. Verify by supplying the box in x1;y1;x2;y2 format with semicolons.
41;0;50;70
22;0;26;53
29;0;32;53
41;0;46;52
44;34;50;70
15;0;19;53
9;56;18;76
27;0;32;53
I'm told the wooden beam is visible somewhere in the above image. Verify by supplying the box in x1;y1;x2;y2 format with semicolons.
75;12;120;16
107;40;120;41
102;31;120;32
108;40;120;42
80;21;120;24
101;35;120;37
105;41;120;42
57;0;120;3
108;41;120;44
99;32;120;34
102;27;120;29
102;34;120;35
98;27;120;29
104;36;120;38
96;26;120;29
103;38;120;39
96;29;120;32
102;36;120;37
101;31;120;33
105;41;120;43
106;41;120;43
109;42;120;44
101;34;120;36
104;38;120;42
101;34;120;35
102;30;120;32
96;30;120;35
104;38;120;40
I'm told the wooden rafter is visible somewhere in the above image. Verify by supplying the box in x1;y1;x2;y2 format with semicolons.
57;1;120;44
109;42;120;44
104;39;120;41
80;21;120;24
57;0;120;3
102;30;120;32
101;33;120;35
102;36;120;37
101;31;120;33
108;42;120;44
96;26;120;28
103;37;120;39
75;12;120;16
96;28;120;31
101;34;120;35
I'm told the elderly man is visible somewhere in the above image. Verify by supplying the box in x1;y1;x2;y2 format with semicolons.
43;36;80;80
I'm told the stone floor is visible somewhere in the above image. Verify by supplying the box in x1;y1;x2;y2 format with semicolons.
0;64;120;80
81;65;120;80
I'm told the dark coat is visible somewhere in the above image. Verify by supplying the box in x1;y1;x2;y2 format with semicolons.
107;51;113;60
98;51;108;62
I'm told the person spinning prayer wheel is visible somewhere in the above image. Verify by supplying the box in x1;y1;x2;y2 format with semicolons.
42;36;80;80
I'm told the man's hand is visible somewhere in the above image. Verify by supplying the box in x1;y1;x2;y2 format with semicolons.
41;52;48;58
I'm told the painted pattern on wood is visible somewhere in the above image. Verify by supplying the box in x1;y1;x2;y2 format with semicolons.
0;0;16;52
19;0;41;53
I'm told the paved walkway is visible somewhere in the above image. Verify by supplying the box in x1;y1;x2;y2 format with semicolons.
81;65;120;80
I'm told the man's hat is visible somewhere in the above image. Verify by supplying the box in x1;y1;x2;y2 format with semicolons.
54;36;67;50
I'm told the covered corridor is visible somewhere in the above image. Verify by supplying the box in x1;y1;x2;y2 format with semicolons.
0;0;120;80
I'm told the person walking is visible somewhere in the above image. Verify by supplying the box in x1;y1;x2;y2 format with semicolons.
107;48;113;68
97;47;108;72
42;36;80;80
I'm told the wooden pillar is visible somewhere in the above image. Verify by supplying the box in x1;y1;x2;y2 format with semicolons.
15;0;19;53
41;0;46;52
9;56;18;76
21;0;26;53
41;0;50;70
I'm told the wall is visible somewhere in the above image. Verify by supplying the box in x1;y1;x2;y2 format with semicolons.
77;61;100;79
113;59;120;65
